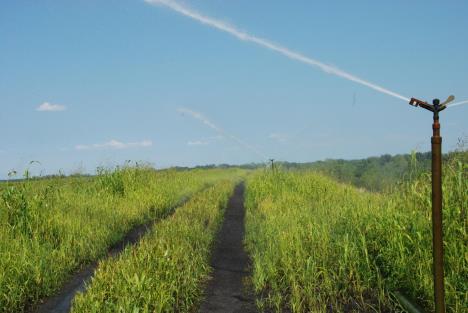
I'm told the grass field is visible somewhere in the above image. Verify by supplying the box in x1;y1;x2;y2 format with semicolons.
71;178;239;312
0;166;242;312
1;154;465;313
245;154;466;312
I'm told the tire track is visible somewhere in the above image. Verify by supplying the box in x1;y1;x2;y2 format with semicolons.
198;183;257;313
29;193;195;313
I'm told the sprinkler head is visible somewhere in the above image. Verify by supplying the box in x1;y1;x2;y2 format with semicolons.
410;95;453;119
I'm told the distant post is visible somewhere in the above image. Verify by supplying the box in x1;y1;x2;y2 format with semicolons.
269;159;275;171
409;95;454;313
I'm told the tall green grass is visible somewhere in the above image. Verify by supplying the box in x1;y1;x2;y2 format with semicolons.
0;166;241;312
72;179;238;312
245;156;466;312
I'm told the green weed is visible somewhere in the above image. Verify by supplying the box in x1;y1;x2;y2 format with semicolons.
0;167;243;312
71;179;239;313
245;155;466;312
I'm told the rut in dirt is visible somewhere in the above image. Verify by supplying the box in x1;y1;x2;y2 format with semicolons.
198;183;257;313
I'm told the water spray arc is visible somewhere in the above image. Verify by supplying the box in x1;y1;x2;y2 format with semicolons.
448;100;468;108
145;0;409;102
177;107;267;160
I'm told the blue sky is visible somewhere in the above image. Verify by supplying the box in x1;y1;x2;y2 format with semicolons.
1;0;467;178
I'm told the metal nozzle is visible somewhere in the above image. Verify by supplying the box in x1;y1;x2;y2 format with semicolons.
409;98;420;107
409;97;428;107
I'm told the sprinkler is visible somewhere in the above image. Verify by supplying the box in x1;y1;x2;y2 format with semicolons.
409;94;454;313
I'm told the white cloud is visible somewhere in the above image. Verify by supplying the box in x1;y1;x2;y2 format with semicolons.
226;146;241;151
36;102;67;112
209;135;224;140
187;140;209;146
269;133;289;143
75;139;153;151
186;136;223;147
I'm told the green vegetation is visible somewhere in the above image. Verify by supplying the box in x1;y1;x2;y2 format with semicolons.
2;150;465;313
0;166;240;312
279;151;434;191
72;179;238;312
245;155;466;312
175;150;466;192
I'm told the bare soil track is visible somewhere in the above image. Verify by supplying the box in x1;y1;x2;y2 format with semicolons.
30;184;258;313
198;183;257;313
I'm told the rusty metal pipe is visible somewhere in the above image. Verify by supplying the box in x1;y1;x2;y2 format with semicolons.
409;97;448;313
431;100;445;313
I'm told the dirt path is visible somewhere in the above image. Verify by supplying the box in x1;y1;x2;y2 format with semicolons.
198;183;257;313
31;195;192;313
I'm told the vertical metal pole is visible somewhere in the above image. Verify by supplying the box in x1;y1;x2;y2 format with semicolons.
431;99;445;313
409;96;451;312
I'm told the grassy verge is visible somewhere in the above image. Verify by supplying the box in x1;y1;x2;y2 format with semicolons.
245;157;466;312
0;166;243;312
71;178;238;312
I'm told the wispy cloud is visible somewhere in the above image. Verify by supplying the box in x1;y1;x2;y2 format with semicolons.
75;139;153;151
208;135;224;141
145;0;409;102
177;107;267;159
187;135;223;147
187;140;209;146
36;102;66;112
269;133;289;143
